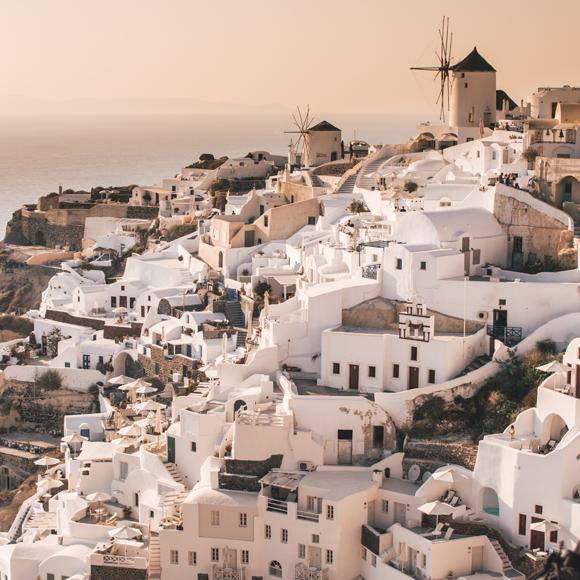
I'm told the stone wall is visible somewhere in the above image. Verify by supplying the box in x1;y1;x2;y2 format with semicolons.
45;309;105;331
137;348;198;384
90;566;147;580
403;438;479;472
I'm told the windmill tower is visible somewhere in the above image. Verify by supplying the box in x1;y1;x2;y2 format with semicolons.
411;16;454;124
285;106;315;168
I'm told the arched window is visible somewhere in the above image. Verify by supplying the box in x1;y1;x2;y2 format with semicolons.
269;561;282;577
218;252;224;269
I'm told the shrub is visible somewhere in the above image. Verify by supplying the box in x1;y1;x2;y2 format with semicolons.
404;181;419;194
413;396;445;423
255;281;272;299
37;369;63;391
348;200;369;214
46;328;64;358
536;338;557;356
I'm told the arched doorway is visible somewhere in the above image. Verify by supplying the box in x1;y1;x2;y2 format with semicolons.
481;487;499;516
218;251;224;269
557;175;580;206
233;400;247;416
543;413;568;445
35;230;46;246
269;561;282;578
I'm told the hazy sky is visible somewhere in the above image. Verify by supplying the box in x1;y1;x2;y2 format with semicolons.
2;0;579;116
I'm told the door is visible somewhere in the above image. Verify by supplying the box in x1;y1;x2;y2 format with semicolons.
119;295;127;308
167;436;176;463
244;230;255;247
408;366;419;389
373;426;384;448
309;546;322;568
394;502;407;526
530;517;545;550
337;429;353;464
348;364;359;390
82;354;91;369
223;548;237;568
471;546;484;573
462;237;471;275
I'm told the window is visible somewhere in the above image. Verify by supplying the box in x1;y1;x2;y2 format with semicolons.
191;441;197;452
535;505;543;515
308;216;316;225
428;369;436;384
492;151;497;160
170;550;179;565
326;550;334;565
241;550;249;565
420;261;427;270
298;544;306;559
382;500;389;513
133;492;139;507
239;512;247;527
265;524;271;539
264;215;269;227
47;575;55;580
281;528;288;543
464;82;468;88
111;296;117;308
188;551;197;566
150;510;154;518
210;510;220;526
332;362;340;375
518;514;526;535
371;554;377;567
396;258;403;270
82;354;91;369
362;547;367;560
121;285;125;292
368;366;376;378
312;534;320;544
422;553;427;568
269;561;282;578
211;548;219;562
499;299;506;306
410;346;418;361
472;249;481;265
393;364;400;378
476;150;481;158
326;505;334;520
550;528;558;543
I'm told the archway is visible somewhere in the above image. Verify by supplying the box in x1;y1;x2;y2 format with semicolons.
35;230;46;246
481;487;499;516
557;175;580;206
79;423;91;440
233;400;247;416
543;413;568;445
218;251;224;269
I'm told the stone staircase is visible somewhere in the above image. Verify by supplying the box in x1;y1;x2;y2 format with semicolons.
336;173;357;194
490;538;512;571
225;300;247;347
459;354;492;376
356;147;395;190
148;533;161;579
162;460;185;486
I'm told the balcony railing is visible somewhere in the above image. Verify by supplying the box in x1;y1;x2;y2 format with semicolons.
296;509;320;523
267;498;288;514
213;566;243;580
486;325;523;346
295;563;329;580
362;263;380;280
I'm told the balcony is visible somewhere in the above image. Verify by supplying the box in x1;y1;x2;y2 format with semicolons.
90;552;148;570
296;509;320;523
213;566;244;580
486;325;522;346
295;563;329;580
267;497;289;514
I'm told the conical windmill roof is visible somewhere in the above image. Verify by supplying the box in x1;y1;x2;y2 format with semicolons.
453;47;496;72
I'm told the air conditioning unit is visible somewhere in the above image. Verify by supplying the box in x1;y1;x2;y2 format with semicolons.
298;461;315;472
477;310;489;321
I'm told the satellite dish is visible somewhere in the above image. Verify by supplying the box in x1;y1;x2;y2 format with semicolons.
422;471;432;483
408;464;421;482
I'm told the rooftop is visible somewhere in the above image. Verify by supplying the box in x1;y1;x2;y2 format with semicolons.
453;47;496;73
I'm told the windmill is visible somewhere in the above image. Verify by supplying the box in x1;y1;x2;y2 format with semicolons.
285;105;315;167
411;17;454;123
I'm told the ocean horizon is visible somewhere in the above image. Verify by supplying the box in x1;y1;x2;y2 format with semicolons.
0;112;428;235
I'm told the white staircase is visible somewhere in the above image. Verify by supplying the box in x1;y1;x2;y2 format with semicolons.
148;533;161;579
162;460;185;486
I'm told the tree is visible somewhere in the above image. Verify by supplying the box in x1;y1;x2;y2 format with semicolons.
404;181;419;194
348;200;369;214
255;281;272;299
46;328;64;358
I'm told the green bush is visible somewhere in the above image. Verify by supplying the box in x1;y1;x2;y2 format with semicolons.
37;369;63;391
413;396;445;423
536;338;557;356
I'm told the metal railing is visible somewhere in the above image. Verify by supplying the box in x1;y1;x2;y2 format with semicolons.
486;325;523;346
295;563;329;580
267;497;288;514
296;509;320;523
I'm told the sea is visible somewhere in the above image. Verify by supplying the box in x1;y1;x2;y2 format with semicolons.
0;113;424;235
